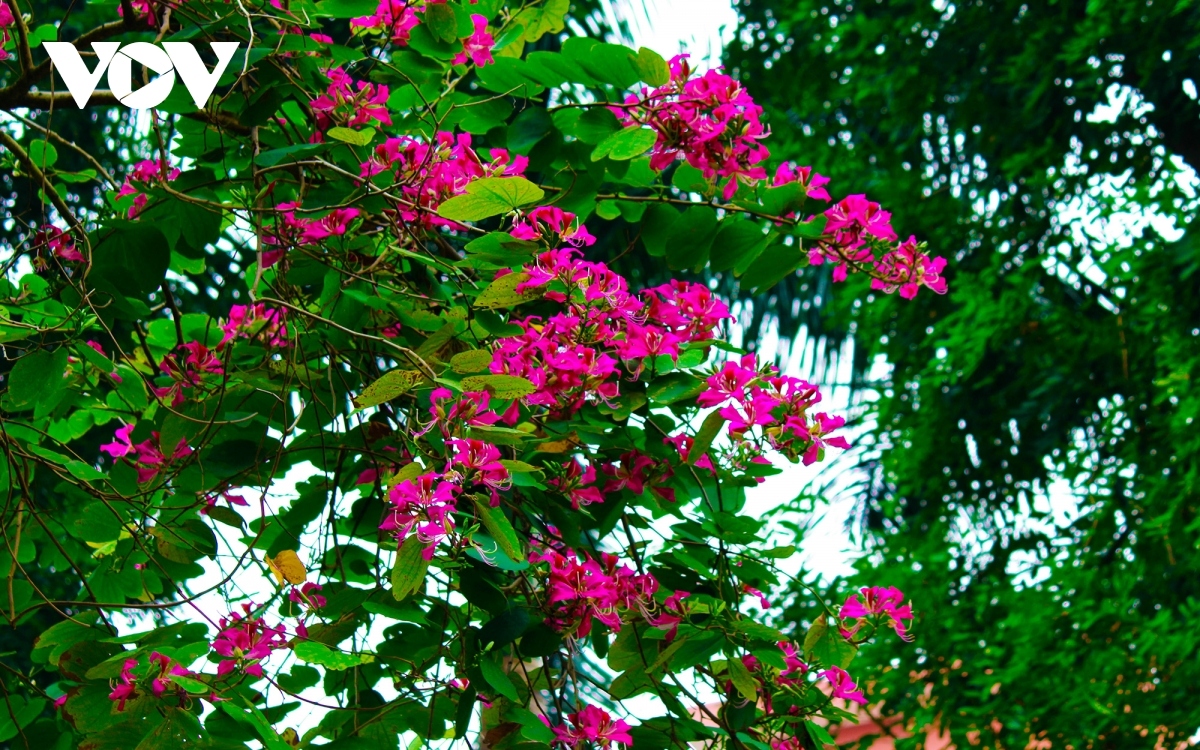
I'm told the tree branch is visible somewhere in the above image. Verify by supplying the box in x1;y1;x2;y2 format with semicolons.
0;128;84;235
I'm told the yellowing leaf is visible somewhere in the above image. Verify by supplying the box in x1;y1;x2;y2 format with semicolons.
327;126;376;146
266;549;307;585
460;373;537;399
474;272;542;309
354;369;425;409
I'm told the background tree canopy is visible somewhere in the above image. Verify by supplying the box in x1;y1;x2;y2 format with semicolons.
725;0;1200;747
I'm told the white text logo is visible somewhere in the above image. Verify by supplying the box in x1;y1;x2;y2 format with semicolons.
42;41;241;109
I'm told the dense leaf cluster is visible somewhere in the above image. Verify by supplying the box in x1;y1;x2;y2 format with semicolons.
726;0;1200;747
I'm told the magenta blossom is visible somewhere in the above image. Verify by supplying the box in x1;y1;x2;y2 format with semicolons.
380;472;460;559
821;666;868;705
453;14;494;67
839;585;915;641
547;704;633;749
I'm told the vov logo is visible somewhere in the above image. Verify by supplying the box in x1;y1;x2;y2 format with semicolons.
41;41;241;110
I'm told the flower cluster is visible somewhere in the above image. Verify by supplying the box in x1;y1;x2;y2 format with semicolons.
693;352;849;467
839;585;915;641
615;54;769;199
32;224;83;266
531;546;687;639
351;0;493;66
359;131;527;228
510;206;596;247
117;159;180;218
152;341;224;407
453;14;494;67
118;0;176;26
800;190;949;299
351;0;435;46
490;248;730;418
310;67;391;133
219;303;289;349
262;203;361;266
108;652;193;711
0;1;14;61
381;473;459;559
100;424;192;483
212;604;294;677
546;705;633;750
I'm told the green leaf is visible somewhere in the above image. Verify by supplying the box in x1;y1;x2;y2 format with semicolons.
294;640;375;670
636;47;670;86
508;107;553;154
690;409;726;465
591;127;657;162
460;374;536;398
710;219;770;272
467;425;531;445
29;140;58;168
665;205;719;271
437;177;546;222
278;664;321;693
472;495;523;561
480;654;520;702
641;203;680;257
569;108;621;144
794;214;828;239
803;613;857;669
806;720;838;748
91;222;171;298
354;369;425;409
424;2;459;42
739;242;802;291
734;620;788;642
727;655;758;701
475;272;542;308
314;0;380;17
513;0;568;42
449;349;494;373
7;348;68;409
648;373;705;405
326;127;376;146
392;535;430;600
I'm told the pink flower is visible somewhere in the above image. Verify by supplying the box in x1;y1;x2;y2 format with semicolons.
108;658;139;711
510;207;596;248
824;194;897;243
821;666;868;705
309;68;390;132
351;0;422;45
777;641;808;686
792;412;851;466
614;54;770;197
839;585;914;641
101;424;192;483
870;236;949;299
300;207;360;243
772;162;832;202
35;225;84;263
219;303;288;348
447;438;510;504
289;581;327;610
453;14;494;67
152;341;224;407
549;459;604;510
212;604;291;677
116;159;180;218
148;652;191;698
380;472;460;559
742;583;771;610
547;704;633;749
697;354;758;407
